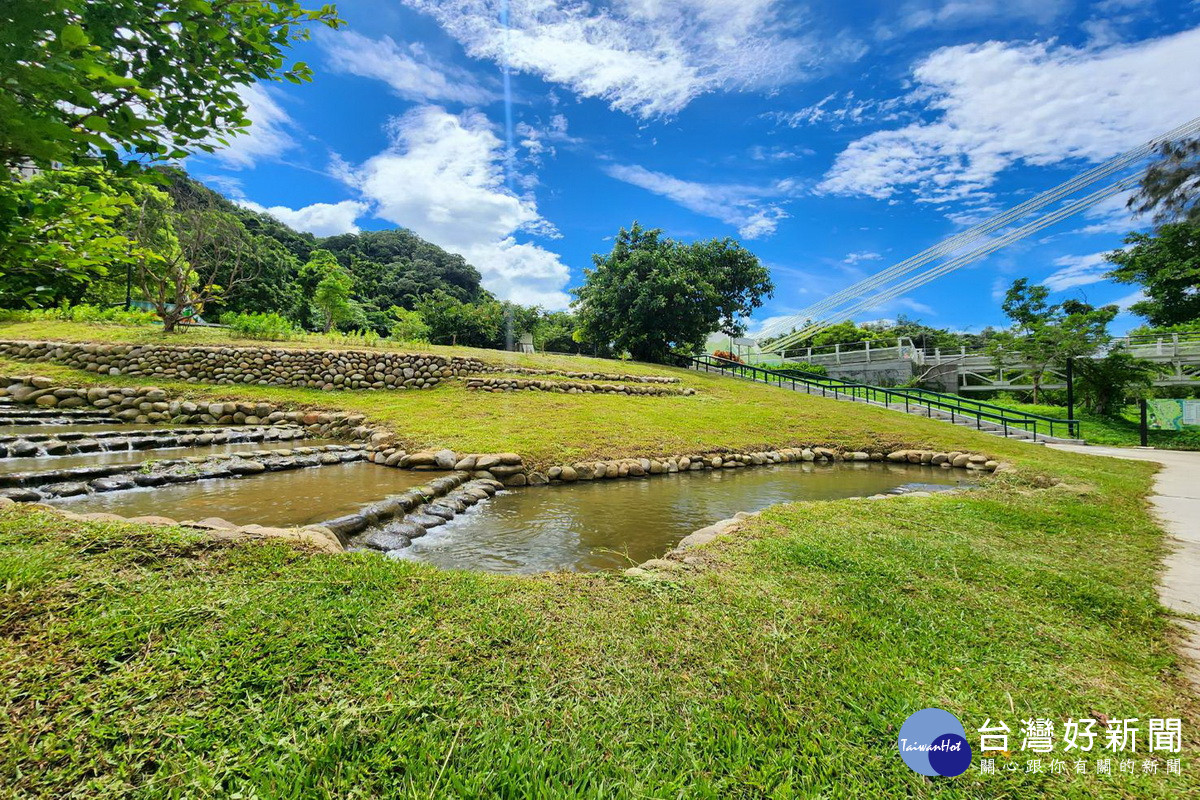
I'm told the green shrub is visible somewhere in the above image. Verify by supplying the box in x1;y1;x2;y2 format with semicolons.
219;311;301;341
387;306;431;343
0;302;157;326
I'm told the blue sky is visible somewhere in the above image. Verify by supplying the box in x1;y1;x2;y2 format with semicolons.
188;0;1200;336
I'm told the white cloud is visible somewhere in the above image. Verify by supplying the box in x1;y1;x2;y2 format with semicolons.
346;106;571;308
1072;190;1145;235
843;250;883;265
770;92;906;130
748;145;813;161
819;27;1200;201
1115;288;1147;311
1043;252;1114;291
886;0;1071;34
239;199;368;237
319;30;497;104
211;84;297;168
604;163;790;238
401;0;814;118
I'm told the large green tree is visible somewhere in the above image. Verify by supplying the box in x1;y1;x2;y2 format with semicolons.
415;290;503;348
573;224;773;364
987;279;1118;403
0;0;341;169
0;167;136;306
1105;223;1200;327
128;185;259;333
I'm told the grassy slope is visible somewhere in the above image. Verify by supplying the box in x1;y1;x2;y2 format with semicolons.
0;322;1043;468
0;321;1196;796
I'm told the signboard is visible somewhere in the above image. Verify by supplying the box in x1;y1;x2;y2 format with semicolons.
732;337;756;347
1147;399;1200;430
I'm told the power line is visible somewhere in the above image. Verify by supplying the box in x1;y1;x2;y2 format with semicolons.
757;115;1200;350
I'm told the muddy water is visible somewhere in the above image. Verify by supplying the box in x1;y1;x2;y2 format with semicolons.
0;439;336;473
400;462;976;574
50;462;431;527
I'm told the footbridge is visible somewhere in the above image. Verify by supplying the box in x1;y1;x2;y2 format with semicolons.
751;332;1200;393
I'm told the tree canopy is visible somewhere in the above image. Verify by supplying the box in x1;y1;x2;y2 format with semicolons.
987;278;1118;403
1105;222;1200;328
573;223;773;363
1129;137;1200;226
0;0;341;169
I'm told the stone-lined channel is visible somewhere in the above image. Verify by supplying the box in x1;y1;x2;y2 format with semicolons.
386;462;975;574
49;461;434;528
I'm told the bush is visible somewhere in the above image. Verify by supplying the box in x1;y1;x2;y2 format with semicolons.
387;306;431;343
220;311;301;341
712;350;743;363
782;361;827;376
0;302;158;326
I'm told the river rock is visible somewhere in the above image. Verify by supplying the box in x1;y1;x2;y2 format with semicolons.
357;529;412;552
89;476;136;492
382;520;427;540
501;473;528;487
434;449;457;469
323;513;369;538
0;488;41;502
951;454;971;468
408;513;445;528
229;459;266;475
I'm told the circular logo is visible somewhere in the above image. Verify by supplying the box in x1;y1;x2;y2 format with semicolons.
898;708;973;777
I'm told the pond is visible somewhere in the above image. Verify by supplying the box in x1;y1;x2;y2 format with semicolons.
393;461;975;574
50;461;432;527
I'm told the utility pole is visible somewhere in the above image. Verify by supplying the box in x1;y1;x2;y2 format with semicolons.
1065;357;1074;422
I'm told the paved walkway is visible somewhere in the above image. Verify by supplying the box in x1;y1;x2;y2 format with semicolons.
1049;444;1200;690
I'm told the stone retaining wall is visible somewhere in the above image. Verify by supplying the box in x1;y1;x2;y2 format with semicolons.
465;376;694;396
1;376;391;444
478;366;679;384
0;340;487;391
2;444;364;502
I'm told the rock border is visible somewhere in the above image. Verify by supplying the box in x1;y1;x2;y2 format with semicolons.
0;340;489;391
0;443;365;502
466;376;695;396
477;365;679;384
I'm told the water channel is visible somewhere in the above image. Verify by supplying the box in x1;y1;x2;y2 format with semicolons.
394;462;974;574
49;461;433;527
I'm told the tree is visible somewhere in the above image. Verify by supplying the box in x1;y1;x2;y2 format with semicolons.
304;250;356;332
1105;223;1200;327
1128;138;1200;226
0;0;341;169
0;167;136;306
573;223;773;363
1073;346;1160;417
387;306;431;343
129;187;256;333
415;290;503;348
987;279;1117;403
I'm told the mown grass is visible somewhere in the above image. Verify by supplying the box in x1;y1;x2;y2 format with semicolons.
990;398;1200;451
0;320;1196;796
0;454;1195;797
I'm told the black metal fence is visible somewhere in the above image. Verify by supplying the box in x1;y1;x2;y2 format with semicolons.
689;354;1080;441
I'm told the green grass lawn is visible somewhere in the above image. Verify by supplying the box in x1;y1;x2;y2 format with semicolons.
0;321;1197;796
988;398;1200;451
0;321;1048;470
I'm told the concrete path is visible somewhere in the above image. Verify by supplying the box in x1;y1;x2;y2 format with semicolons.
1049;444;1200;690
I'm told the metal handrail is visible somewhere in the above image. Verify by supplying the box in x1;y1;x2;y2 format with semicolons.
690;354;1081;440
